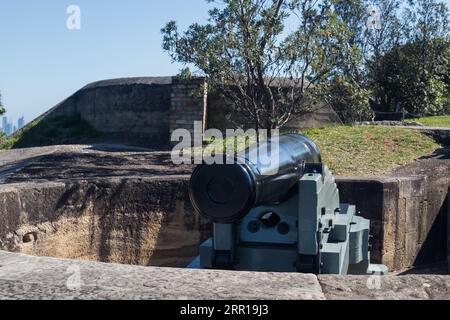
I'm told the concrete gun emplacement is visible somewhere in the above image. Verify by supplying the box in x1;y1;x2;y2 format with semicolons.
188;134;387;275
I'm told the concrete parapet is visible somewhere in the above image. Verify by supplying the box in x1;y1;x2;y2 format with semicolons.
0;174;446;273
0;251;325;300
319;274;449;300
337;175;447;271
0;178;210;267
0;251;448;300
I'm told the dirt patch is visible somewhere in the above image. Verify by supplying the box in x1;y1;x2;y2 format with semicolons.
0;145;192;183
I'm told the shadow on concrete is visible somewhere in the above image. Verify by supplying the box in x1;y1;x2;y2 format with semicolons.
90;179;212;267
413;197;448;268
419;147;450;160
86;144;155;153
399;262;448;275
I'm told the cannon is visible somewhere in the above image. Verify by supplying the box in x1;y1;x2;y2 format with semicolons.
188;134;387;275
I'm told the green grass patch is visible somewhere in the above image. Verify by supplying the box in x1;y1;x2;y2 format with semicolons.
302;126;438;176
203;125;439;177
0;115;100;150
409;115;450;128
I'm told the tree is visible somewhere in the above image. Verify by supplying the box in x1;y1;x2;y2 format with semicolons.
369;39;450;116
365;0;403;60
323;0;373;123
315;0;404;123
162;0;355;135
369;0;450;116
0;91;5;116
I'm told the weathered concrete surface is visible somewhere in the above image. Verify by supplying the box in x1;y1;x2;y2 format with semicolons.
1;148;192;183
0;145;208;267
319;275;450;300
337;176;434;270
12;76;344;149
392;147;450;268
0;251;449;300
0;144;173;183
207;93;340;131
0;178;210;268
0;251;324;300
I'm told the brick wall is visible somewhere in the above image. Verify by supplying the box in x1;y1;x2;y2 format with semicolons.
169;78;207;147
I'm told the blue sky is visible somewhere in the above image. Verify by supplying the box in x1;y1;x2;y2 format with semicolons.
0;0;210;124
1;0;449;125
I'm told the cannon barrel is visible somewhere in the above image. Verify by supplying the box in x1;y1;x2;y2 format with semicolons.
189;134;322;223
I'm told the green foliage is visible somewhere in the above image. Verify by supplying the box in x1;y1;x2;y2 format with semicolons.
161;0;449;125
162;0;358;131
0;91;5;115
319;76;374;123
369;39;450;116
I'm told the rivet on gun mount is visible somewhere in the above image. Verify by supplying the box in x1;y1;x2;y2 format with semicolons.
188;134;388;275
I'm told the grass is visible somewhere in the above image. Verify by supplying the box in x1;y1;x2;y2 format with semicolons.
409;115;450;128
0;116;100;150
302;126;438;176
202;125;439;177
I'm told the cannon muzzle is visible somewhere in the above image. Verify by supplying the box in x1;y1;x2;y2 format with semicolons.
189;134;322;223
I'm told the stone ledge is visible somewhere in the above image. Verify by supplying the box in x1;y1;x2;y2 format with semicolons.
319;275;450;300
0;251;449;300
0;251;324;300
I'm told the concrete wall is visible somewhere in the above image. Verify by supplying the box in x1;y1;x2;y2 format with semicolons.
28;76;340;149
207;91;341;131
337;176;448;271
0;179;211;267
1;175;446;272
48;78;173;147
43;77;207;148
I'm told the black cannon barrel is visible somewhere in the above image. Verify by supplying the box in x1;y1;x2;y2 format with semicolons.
189;134;322;223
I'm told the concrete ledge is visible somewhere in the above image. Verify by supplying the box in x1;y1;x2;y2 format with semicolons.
319;275;450;300
0;251;449;300
0;251;324;300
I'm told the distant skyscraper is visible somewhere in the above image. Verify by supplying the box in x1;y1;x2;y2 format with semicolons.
5;122;12;136
18;116;25;130
2;116;7;133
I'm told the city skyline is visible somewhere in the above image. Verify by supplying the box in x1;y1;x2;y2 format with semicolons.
1;115;25;136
